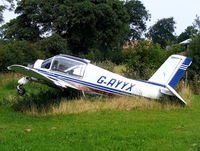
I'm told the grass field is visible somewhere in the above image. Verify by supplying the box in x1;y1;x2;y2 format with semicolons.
0;73;200;151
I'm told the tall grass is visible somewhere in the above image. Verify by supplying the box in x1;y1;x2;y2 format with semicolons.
0;73;21;89
23;81;193;116
25;90;191;117
0;73;21;102
178;81;193;105
0;73;193;116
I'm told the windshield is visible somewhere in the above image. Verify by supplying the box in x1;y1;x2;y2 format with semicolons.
41;58;52;69
51;57;86;77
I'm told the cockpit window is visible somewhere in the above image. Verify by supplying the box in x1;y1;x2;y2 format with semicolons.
41;58;52;69
51;57;85;77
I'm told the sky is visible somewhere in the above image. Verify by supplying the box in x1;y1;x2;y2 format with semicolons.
140;0;200;35
1;0;200;35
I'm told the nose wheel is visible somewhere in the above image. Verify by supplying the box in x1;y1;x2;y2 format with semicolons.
17;77;29;96
17;85;26;96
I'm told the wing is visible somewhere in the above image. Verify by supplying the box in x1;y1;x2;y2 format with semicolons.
7;65;75;89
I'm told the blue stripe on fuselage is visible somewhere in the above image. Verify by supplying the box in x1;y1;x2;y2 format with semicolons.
37;70;133;95
36;69;165;96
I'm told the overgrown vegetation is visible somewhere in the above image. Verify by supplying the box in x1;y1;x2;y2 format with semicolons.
0;73;193;116
186;35;200;94
0;90;199;151
187;35;200;80
121;41;185;80
0;40;45;71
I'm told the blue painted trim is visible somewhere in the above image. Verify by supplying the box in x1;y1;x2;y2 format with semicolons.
183;57;192;65
168;57;192;88
134;79;165;88
37;70;133;96
168;69;185;88
37;69;165;96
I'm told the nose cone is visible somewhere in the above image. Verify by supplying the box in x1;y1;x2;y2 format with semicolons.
7;66;12;70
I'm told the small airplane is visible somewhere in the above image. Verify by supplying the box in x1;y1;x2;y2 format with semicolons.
8;54;192;105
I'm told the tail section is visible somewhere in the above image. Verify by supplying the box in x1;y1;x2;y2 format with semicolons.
148;55;192;105
148;55;192;88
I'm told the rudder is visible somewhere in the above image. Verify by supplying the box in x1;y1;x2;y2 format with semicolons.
148;55;192;88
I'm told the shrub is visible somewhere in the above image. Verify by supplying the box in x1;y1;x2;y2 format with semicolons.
187;35;200;81
123;41;166;80
0;40;45;71
81;48;104;62
35;34;70;57
186;35;200;93
166;44;185;55
95;60;116;72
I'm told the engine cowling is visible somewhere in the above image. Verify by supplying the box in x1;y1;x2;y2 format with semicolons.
33;59;44;69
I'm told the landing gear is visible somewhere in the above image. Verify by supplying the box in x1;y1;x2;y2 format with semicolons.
82;90;86;97
17;85;26;96
17;77;29;96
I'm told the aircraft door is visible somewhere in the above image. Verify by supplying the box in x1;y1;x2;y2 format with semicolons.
51;57;86;78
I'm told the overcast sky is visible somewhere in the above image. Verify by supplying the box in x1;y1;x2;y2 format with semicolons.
140;0;200;35
1;0;200;35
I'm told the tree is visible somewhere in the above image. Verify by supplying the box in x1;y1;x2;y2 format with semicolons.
0;0;15;24
0;40;45;71
0;5;6;24
177;26;198;43
148;17;176;48
125;0;150;40
66;0;130;54
187;35;200;80
1;0;130;55
35;34;70;57
193;15;200;33
2;16;41;42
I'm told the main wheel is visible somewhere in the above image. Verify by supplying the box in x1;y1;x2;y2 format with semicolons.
18;87;26;96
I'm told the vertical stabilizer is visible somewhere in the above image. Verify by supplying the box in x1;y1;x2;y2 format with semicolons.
148;55;192;88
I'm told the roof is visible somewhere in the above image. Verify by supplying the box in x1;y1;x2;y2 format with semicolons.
179;39;192;45
56;54;91;64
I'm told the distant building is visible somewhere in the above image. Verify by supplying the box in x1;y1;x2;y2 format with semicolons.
123;40;139;49
179;38;192;51
123;40;152;49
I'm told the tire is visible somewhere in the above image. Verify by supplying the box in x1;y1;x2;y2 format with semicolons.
18;87;26;96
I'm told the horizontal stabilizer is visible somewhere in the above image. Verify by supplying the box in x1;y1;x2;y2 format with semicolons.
164;84;187;105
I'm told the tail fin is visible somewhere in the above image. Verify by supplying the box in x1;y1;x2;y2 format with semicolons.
148;55;192;105
148;55;192;88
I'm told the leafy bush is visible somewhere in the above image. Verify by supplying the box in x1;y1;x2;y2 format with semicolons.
187;35;200;80
123;41;167;80
95;60;116;72
12;85;63;113
0;44;6;71
35;34;70;57
186;35;200;93
0;40;45;71
166;44;185;55
81;48;104;62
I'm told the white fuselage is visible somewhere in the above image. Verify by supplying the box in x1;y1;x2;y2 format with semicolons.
83;64;164;99
35;62;164;100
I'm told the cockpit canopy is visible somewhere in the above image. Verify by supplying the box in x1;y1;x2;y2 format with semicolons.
41;58;52;69
40;55;89;77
